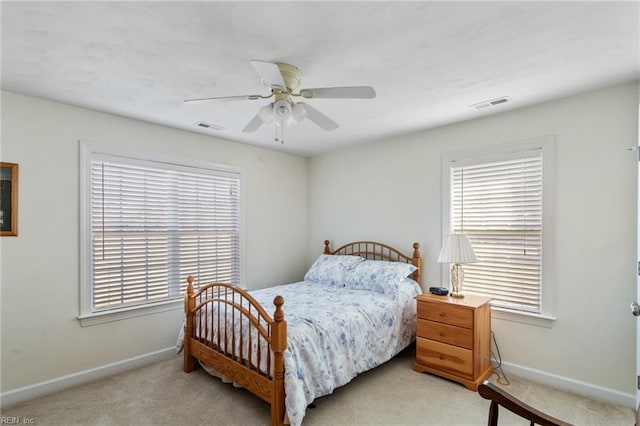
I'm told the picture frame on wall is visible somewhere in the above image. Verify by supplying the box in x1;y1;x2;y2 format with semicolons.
0;162;18;236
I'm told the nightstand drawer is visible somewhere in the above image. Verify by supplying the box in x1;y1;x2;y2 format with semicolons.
417;301;473;328
417;319;473;349
416;337;473;376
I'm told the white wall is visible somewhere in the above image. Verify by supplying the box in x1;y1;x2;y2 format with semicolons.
308;82;639;398
0;92;308;392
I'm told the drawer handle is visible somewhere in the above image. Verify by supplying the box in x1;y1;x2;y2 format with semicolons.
439;331;445;337
438;354;445;360
439;312;446;317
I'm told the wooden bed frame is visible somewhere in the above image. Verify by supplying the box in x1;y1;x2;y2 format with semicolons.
183;240;422;426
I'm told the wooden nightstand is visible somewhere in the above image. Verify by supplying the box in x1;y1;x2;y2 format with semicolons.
413;293;492;391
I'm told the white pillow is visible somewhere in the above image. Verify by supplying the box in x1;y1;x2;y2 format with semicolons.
304;254;365;286
344;260;417;294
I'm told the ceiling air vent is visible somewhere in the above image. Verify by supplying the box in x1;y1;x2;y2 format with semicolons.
470;96;511;111
195;122;225;131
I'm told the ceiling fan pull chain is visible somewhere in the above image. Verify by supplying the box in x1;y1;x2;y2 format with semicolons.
274;120;285;144
280;122;284;144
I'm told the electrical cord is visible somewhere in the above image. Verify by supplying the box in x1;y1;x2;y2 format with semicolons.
490;330;510;385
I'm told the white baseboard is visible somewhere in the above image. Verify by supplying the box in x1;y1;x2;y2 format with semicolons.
500;360;636;409
0;346;177;409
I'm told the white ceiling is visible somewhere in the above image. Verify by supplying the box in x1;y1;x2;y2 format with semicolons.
2;1;638;157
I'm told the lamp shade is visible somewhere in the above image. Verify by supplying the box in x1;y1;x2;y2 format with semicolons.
437;234;478;264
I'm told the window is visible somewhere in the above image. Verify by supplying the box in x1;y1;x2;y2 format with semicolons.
442;137;555;326
80;143;242;326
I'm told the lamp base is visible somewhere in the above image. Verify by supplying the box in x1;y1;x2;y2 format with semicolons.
450;263;465;298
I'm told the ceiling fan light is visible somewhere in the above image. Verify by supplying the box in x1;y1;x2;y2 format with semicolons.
276;116;293;128
290;102;307;123
273;99;291;120
258;104;274;123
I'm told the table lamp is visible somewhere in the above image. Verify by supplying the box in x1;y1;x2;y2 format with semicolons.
437;234;478;298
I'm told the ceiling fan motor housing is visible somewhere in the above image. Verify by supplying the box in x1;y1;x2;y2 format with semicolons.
276;63;303;91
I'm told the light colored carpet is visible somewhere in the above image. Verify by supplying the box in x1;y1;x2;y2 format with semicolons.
1;347;634;425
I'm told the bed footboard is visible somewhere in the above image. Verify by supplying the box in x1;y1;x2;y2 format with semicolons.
183;276;286;426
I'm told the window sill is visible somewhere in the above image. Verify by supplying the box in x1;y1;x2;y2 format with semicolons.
491;306;556;328
78;299;183;327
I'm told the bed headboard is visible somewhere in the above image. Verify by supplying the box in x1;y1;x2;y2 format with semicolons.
323;240;422;285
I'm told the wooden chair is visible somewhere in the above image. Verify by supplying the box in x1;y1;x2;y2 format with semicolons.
478;380;573;426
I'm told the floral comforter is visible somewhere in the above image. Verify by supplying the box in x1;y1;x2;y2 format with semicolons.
178;279;421;426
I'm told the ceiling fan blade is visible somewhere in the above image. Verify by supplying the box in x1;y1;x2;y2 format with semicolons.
299;86;376;99
303;103;339;131
250;60;286;90
184;94;265;105
242;114;264;132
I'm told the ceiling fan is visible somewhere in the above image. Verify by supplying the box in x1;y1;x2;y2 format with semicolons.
184;61;376;133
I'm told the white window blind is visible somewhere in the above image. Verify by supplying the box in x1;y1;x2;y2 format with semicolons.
89;156;241;312
451;151;543;314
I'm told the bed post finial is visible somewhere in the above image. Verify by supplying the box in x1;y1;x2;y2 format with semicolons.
411;243;422;285
187;275;194;295
273;296;285;322
324;240;331;254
